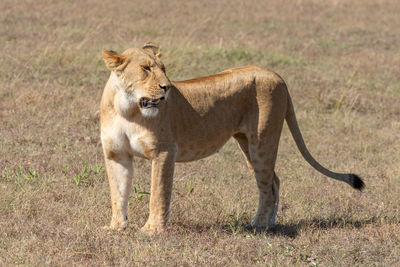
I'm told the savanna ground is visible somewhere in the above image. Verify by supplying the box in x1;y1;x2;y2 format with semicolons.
1;0;399;265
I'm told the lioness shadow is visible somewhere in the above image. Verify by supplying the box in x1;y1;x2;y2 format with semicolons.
173;216;389;238
237;216;383;238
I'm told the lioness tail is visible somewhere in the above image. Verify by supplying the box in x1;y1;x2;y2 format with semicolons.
285;94;365;190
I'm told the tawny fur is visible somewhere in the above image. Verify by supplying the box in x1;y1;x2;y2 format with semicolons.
100;43;364;234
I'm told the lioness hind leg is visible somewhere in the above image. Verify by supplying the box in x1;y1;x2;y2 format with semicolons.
233;133;254;174
270;172;280;225
234;133;281;230
251;168;280;230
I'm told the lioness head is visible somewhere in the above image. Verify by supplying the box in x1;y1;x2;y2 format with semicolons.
102;42;171;117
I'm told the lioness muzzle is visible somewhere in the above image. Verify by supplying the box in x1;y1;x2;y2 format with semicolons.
139;97;163;108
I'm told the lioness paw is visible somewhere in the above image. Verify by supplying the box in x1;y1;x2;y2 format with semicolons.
140;223;166;235
102;225;126;231
102;221;127;231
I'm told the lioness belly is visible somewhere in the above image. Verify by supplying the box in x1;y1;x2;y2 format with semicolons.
175;134;232;162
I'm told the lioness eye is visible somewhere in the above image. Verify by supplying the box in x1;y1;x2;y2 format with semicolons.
143;66;151;71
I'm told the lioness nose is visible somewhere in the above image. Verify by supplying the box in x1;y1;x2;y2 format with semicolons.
159;84;170;92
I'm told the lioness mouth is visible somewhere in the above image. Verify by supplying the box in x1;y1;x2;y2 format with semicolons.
139;97;165;109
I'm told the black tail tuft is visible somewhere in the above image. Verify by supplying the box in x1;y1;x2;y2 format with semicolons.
349;174;365;191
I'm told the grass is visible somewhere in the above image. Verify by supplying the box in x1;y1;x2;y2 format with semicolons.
165;45;304;81
1;0;400;265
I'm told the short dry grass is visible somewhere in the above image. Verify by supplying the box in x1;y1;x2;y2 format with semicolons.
1;0;400;265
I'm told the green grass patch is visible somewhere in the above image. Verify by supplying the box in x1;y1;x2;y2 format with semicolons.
73;161;104;187
1;167;39;189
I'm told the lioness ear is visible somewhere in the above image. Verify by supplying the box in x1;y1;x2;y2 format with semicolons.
142;42;162;58
102;50;128;71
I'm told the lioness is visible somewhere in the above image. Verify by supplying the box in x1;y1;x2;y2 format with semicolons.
100;42;364;233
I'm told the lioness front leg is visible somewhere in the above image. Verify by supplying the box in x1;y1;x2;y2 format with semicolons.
141;150;176;234
103;153;133;231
